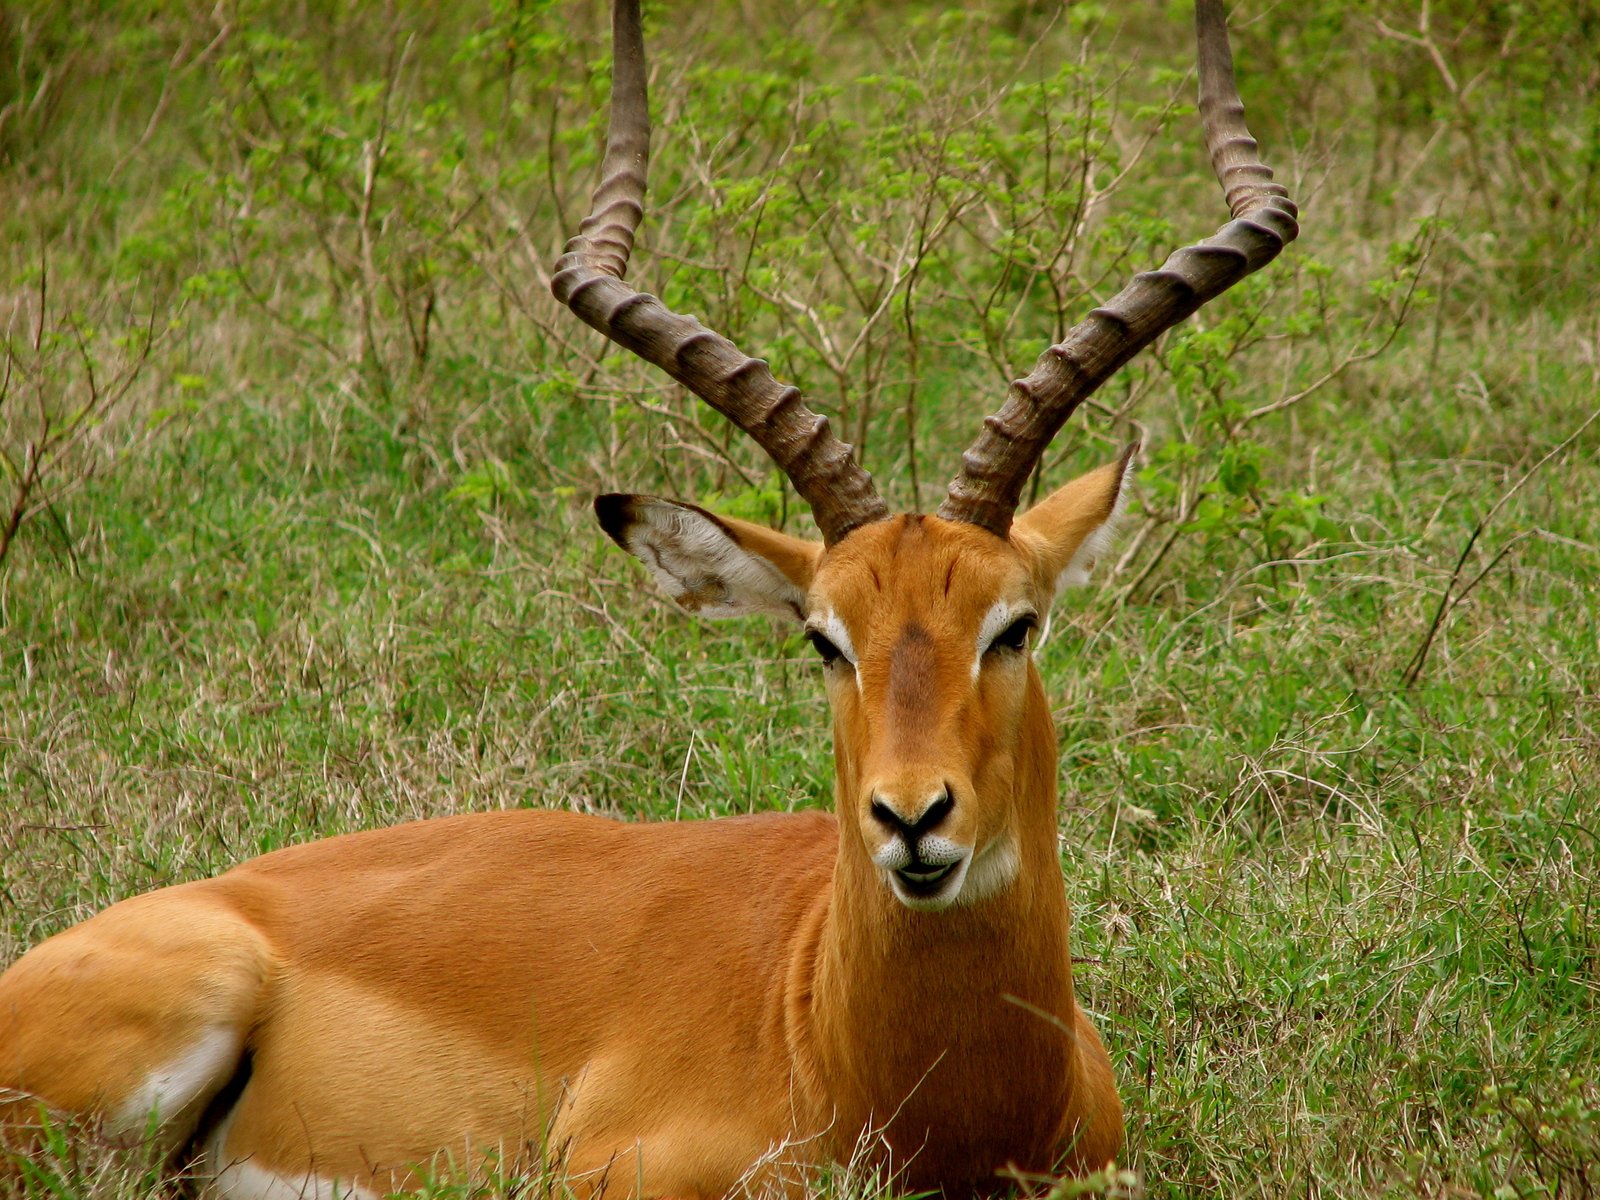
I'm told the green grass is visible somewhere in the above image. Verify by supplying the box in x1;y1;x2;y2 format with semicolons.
3;0;1599;1196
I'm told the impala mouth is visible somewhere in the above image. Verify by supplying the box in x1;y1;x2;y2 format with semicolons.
881;849;972;910
896;860;958;896
870;832;973;909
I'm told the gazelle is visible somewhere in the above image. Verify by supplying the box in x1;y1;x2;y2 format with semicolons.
0;0;1297;1195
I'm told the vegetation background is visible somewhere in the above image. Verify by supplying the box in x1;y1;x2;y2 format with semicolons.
2;0;1597;1195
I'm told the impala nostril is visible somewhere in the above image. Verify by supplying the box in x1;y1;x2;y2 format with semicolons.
917;790;954;834
870;790;955;838
870;796;908;833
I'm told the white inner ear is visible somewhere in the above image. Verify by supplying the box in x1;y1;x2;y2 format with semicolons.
1054;453;1136;594
619;502;806;621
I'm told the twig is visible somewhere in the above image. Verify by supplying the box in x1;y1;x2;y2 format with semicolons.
1245;218;1438;424
107;21;234;182
1401;404;1600;687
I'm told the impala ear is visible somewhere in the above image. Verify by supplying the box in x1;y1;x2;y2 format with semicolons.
595;495;821;622
1010;443;1138;598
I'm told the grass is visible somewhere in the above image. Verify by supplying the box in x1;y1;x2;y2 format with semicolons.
2;0;1599;1196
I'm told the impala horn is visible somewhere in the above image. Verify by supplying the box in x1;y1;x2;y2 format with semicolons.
550;0;889;546
938;0;1301;537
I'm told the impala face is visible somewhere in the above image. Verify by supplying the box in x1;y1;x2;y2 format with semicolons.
806;517;1041;911
596;450;1133;914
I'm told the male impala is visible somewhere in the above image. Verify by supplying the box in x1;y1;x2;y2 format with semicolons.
0;1;1296;1195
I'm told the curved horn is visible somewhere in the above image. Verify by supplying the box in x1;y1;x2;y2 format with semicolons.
551;0;888;545
939;0;1300;537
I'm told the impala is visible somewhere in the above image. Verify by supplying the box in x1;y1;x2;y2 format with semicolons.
0;1;1297;1196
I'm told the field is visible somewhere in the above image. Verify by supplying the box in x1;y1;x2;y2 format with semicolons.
2;0;1598;1196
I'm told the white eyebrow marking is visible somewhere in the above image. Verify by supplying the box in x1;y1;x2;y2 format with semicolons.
818;610;857;664
972;600;1026;681
809;608;863;694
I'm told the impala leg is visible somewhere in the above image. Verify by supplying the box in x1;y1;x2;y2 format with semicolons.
0;884;270;1175
1056;1007;1124;1174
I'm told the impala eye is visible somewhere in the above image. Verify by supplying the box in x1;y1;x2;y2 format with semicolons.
989;614;1037;655
806;630;845;666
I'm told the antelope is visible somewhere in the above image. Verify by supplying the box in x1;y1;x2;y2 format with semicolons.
0;1;1297;1196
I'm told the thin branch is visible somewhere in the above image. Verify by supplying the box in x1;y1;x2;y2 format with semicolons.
1402;404;1600;687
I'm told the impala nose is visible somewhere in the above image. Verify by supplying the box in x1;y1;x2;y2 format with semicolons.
869;788;954;845
868;786;964;901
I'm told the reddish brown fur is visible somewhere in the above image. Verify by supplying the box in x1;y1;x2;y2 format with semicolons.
800;510;1122;1186
0;463;1127;1197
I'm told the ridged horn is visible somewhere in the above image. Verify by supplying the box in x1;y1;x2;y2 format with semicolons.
551;0;888;545
938;0;1300;536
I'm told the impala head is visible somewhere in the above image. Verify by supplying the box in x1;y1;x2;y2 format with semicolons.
556;0;1298;911
595;446;1133;910
810;456;1134;909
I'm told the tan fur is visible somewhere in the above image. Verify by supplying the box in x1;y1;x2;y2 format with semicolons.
0;462;1129;1197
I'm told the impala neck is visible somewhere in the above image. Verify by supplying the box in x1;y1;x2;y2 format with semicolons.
803;667;1078;1160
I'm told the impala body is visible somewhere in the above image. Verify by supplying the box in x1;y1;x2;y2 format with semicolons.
1;486;1128;1198
0;0;1297;1195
